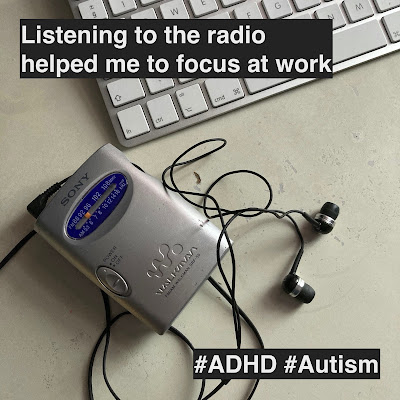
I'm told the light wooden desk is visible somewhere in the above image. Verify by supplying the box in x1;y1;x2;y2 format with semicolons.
1;1;399;399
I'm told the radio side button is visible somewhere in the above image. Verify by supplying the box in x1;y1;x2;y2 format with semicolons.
96;266;130;296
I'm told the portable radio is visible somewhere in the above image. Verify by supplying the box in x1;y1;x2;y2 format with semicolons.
34;144;229;334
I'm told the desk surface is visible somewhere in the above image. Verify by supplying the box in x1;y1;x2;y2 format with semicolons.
1;1;400;399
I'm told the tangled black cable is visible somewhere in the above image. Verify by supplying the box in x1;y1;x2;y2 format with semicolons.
0;138;309;400
159;138;306;400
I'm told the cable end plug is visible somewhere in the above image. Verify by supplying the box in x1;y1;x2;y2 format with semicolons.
27;181;65;219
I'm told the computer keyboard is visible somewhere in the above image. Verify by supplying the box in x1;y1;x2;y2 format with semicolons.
68;0;400;147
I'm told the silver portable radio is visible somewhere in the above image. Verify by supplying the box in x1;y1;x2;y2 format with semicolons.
35;144;229;334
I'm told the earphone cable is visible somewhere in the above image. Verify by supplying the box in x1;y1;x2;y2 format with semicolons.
100;291;121;400
0;230;37;271
162;138;307;400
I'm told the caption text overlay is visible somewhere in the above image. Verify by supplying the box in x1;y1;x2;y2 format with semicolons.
20;19;332;78
193;349;380;379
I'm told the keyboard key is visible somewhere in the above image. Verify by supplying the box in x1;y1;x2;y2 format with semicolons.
221;0;245;6
292;13;312;18
107;79;145;107
373;0;400;11
234;2;263;18
204;79;244;107
178;78;195;83
315;4;346;29
108;0;137;16
160;0;190;18
262;0;293;18
139;0;159;5
333;19;387;64
117;105;150;139
78;0;108;19
343;0;374;22
208;11;231;18
131;8;157;18
176;84;209;118
68;0;400;149
293;0;321;11
382;10;400;42
188;0;219;17
244;78;292;94
145;78;175;94
147;95;179;128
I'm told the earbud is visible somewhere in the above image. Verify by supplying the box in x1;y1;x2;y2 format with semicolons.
303;202;340;234
282;273;315;304
281;202;340;304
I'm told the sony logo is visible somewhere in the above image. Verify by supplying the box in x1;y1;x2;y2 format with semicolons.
61;173;89;206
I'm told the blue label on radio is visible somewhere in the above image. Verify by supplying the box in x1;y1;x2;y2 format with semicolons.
66;173;128;239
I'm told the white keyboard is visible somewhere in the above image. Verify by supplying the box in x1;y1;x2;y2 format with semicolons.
68;0;400;147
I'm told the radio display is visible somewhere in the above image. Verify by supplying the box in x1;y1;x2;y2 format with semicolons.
66;173;128;239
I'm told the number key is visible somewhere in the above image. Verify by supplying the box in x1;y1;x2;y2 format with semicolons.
78;0;108;19
108;0;137;16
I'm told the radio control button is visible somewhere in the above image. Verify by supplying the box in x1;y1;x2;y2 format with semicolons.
96;267;130;296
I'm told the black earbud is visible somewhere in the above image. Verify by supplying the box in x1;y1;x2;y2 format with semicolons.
282;273;315;304
281;202;340;304
303;202;340;234
282;249;316;304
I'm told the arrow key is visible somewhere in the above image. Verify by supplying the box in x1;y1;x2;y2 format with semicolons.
107;78;145;107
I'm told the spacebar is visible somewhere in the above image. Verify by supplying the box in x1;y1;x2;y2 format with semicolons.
333;20;387;65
